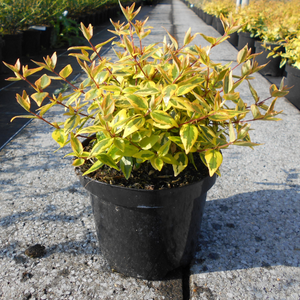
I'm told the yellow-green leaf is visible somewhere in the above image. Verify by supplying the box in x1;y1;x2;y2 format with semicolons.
64;114;80;135
180;124;198;154
172;152;188;176
150;157;164;171
157;140;171;156
123;116;145;138
52;128;67;147
90;138;113;157
133;150;155;161
70;133;83;156
72;158;85;166
97;153;119;170
31;92;49;107
59;64;73;79
204;149;222;177
126;94;148;110
113;137;126;152
16;91;30;112
77;125;106;135
120;156;133;179
139;135;160;150
176;84;197;96
82;159;103;176
150;111;178;128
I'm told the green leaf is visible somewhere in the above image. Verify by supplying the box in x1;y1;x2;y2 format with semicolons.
139;135;160;150
180;124;198;154
97;153;119;171
133;150;155;161
82;160;103;176
52;129;67;147
123;116;145;138
90;138;113;157
172;152;188;176
120;156;133;179
59;64;73;79
204;149;223;177
113;137;126;152
150;111;178;128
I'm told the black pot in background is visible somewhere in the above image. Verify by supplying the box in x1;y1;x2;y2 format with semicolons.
254;41;285;77
285;64;300;110
212;16;218;30
2;33;23;64
77;147;217;280
198;8;204;20
238;31;257;53
228;31;239;47
40;26;54;50
22;29;41;56
205;13;213;25
216;18;224;35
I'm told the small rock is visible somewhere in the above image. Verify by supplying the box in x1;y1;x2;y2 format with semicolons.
208;252;220;260
21;271;33;282
25;244;46;258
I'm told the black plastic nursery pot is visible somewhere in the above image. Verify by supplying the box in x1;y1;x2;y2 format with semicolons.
254;41;285;77
228;31;238;47
238;31;257;53
2;33;23;64
285;63;300;110
76;165;216;280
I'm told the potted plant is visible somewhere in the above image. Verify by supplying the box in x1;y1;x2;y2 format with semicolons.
0;0;25;62
278;34;300;109
4;2;289;280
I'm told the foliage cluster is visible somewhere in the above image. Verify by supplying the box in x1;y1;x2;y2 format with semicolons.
4;3;289;180
0;0;132;35
188;0;300;68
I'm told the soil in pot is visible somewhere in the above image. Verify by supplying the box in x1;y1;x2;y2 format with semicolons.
254;41;285;77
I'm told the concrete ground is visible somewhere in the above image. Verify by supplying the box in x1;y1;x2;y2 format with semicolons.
0;0;299;299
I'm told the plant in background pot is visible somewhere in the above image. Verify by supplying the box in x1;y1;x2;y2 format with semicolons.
4;2;289;280
277;34;300;109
